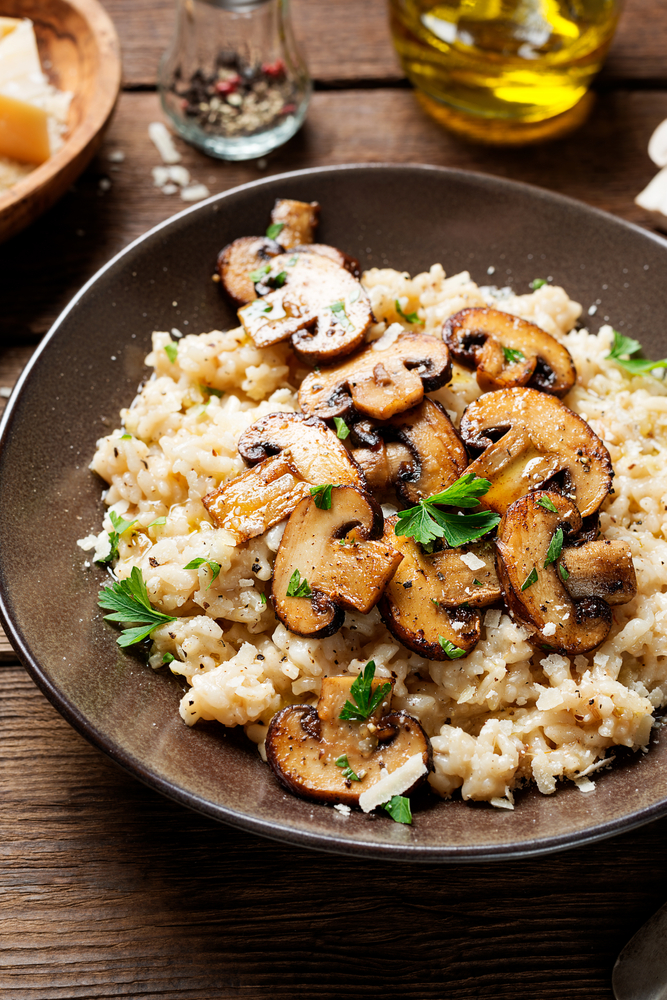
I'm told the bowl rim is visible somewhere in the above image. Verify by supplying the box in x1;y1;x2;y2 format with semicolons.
3;162;667;862
0;0;121;219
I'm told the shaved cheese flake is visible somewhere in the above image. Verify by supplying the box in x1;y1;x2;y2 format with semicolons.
460;550;486;571
358;752;426;813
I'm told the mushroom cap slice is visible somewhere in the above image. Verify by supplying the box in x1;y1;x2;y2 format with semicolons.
351;398;468;506
293;243;361;278
378;518;483;659
560;540;637;606
495;491;632;654
460;387;613;518
272;486;403;638
443;307;576;397
265;675;432;806
270;198;320;249
429;541;501;608
238;253;371;365
203;413;364;541
299;331;452;423
216;235;281;307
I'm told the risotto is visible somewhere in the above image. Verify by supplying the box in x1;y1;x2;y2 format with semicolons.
81;264;667;808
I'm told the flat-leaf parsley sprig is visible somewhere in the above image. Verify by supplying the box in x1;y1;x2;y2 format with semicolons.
96;510;137;566
339;661;392;722
606;329;667;376
394;473;500;548
98;567;177;648
184;557;221;590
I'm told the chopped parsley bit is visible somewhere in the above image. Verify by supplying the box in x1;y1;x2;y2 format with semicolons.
248;263;271;283
120;433;132;440
339;661;392;722
330;300;355;332
149;516;167;528
286;568;312;598
606;328;667;376
521;566;538;591
381;795;413;824
348;286;361;304
287;255;299;266
334;416;350;440
162;652;175;665
243;299;275;321
98;567;178;648
473;578;483;586
537;496;558;513
260;592;267;606
395;299;423;325
184;557;222;590
266;222;284;240
266;270;287;289
502;346;526;364
164;342;178;364
310;484;334;509
335;754;361;781
530;278;547;289
438;636;466;659
558;562;570;582
544;527;564;568
394;473;500;548
199;384;224;398
96;510;137;565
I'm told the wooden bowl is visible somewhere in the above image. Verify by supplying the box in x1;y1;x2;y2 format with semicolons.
0;0;121;244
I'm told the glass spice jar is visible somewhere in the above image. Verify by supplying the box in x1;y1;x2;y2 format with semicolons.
158;0;311;161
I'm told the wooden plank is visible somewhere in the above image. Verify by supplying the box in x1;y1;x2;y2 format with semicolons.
101;0;667;88
0;663;666;998
0;87;664;340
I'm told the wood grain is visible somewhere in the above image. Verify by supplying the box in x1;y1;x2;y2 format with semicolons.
100;0;667;88
0;87;665;340
0;663;665;999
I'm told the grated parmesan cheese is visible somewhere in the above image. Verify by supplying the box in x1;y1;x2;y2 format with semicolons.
358;753;427;813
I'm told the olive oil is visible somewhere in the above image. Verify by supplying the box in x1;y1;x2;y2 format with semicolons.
388;0;620;143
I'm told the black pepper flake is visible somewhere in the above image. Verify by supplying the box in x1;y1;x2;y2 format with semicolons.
149;556;159;568
257;654;265;660
403;580;413;589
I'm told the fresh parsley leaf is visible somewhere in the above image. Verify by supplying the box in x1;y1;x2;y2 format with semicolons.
248;263;271;283
184;557;221;590
162;652;175;665
267;270;287;289
149;516;167;528
428;509;501;548
606;329;667;375
502;346;526;364
348;287;361;304
381;795;413;824
330;300;354;332
558;562;570;582
473;578;482;586
537;496;558;513
310;484;333;509
266;222;284;240
543;527;564;568
521;567;538;591
334;416;350;440
395;299;423;325
164;342;178;364
423;473;493;509
200;384;224;398
530;278;547;289
96;510;138;565
260;592;267;606
120;433;132;440
287;255;299;266
286;569;312;598
394;475;499;548
243;298;275;321
438;636;466;659
98;567;178;647
335;754;361;781
339;661;392;722
395;504;445;546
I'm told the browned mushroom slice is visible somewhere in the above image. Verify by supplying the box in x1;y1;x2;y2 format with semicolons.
270;198;320;249
294;244;361;278
560;540;637;606
378;518;485;659
272;486;403;638
353;442;415;491
265;675;431;806
443;307;576;397
460;387;613;518
495;491;635;654
299;332;452;423
351;398;468;506
216;235;281;307
203;413;364;541
429;541;501;608
238;253;371;365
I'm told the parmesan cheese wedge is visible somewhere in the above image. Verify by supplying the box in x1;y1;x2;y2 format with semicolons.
0;91;49;163
358;752;427;813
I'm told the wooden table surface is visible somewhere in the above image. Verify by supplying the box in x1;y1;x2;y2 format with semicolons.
2;2;667;997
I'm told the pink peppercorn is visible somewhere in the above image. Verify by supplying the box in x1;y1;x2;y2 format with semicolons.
261;59;285;79
215;75;240;94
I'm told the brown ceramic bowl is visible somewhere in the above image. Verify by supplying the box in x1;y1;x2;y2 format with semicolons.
2;165;667;861
0;0;121;244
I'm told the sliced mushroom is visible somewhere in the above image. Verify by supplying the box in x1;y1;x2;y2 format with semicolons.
299;332;452;423
238;253;371;365
265;674;431;806
203;413;363;542
378;518;489;659
351;398;468;506
495;491;635;654
294;244;361;278
270;198;320;249
560;540;637;605
216;235;281;307
444;307;576;397
272;486;403;638
460;387;613;518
